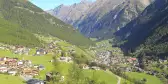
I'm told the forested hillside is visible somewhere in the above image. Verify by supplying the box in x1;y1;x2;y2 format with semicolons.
0;0;93;47
0;18;42;47
115;0;168;57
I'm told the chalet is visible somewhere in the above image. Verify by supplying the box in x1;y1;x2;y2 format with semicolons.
80;64;89;69
61;76;65;81
35;49;47;56
46;72;53;82
0;66;8;73
33;65;39;69
31;69;39;76
22;68;39;76
22;68;32;75
0;61;5;65
0;46;5;50
5;58;18;67
127;58;137;63
58;57;72;63
91;66;100;70
8;69;18;76
48;43;55;49
38;65;45;71
24;60;32;67
18;60;24;65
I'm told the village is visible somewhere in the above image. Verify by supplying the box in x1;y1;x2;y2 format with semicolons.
0;42;76;84
0;40;168;84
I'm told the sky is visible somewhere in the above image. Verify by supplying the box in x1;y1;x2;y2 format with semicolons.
29;0;96;10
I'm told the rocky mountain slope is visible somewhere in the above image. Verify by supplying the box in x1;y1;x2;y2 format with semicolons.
0;0;93;47
47;0;93;25
115;0;168;57
49;0;153;38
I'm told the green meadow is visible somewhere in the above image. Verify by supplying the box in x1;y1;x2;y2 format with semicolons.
127;72;163;84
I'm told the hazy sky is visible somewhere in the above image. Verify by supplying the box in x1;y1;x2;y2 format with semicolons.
30;0;96;10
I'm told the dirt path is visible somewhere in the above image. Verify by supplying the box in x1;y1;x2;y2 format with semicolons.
116;75;121;84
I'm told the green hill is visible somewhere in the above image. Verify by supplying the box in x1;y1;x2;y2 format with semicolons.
0;0;93;47
0;18;42;47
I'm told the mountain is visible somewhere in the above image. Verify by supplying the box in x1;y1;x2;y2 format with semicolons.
0;0;93;47
88;0;152;38
47;0;93;26
76;0;124;36
115;0;168;57
49;0;152;38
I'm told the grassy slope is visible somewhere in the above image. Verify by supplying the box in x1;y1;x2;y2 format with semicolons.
0;18;42;47
83;70;118;84
0;0;93;47
127;72;163;84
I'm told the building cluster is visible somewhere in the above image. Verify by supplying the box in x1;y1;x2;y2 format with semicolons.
0;57;45;77
13;46;30;55
94;51;138;66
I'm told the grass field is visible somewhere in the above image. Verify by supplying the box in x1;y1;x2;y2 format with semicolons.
127;72;163;84
83;70;118;84
0;74;24;84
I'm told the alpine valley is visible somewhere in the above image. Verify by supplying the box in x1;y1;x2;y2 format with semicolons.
0;0;168;84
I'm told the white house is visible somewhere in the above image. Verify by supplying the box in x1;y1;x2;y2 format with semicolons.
58;57;72;63
61;76;65;81
18;61;24;65
0;46;5;50
8;70;17;76
91;66;100;70
0;66;8;73
82;64;90;69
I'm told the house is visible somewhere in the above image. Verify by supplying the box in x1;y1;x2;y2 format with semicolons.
38;65;45;71
127;58;137;63
27;79;44;84
8;69;17;76
48;43;55;49
59;57;72;63
22;68;33;75
81;64;89;69
33;65;39;69
46;72;53;82
31;69;39;76
0;46;5;50
22;60;32;67
6;60;17;67
61;76;65;81
22;68;39;76
0;58;6;64
0;66;8;73
91;66;100;70
35;49;47;56
18;60;24;65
